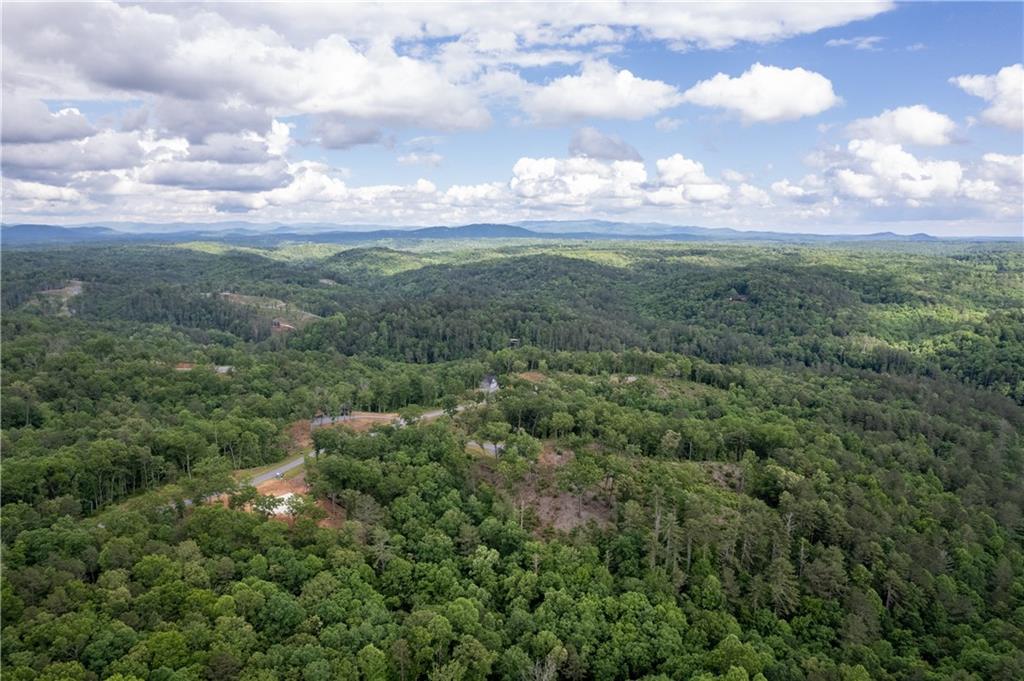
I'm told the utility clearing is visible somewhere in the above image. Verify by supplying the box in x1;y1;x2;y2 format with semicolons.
218;291;321;331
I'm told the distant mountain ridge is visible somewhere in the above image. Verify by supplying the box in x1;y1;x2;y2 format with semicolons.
1;221;1004;248
1;224;123;245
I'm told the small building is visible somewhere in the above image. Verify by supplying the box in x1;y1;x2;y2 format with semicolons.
480;374;500;394
214;365;234;374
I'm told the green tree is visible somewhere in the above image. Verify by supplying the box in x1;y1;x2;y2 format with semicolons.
558;454;602;517
660;429;682;458
357;644;388;681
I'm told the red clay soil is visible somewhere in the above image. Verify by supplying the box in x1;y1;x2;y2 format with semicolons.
249;470;335;528
316;498;346;529
344;411;400;431
257;474;305;497
287;420;314;451
538;442;572;468
209;471;306;510
261;473;347;529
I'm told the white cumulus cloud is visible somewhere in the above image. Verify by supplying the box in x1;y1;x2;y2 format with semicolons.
979;152;1023;185
847;105;956;146
443;182;508;207
772;178;815;199
1;95;95;144
845;139;962;200
650;153;730;204
950;63;1024;130
523;61;683;123
510;156;648;206
682;63;840;122
737;183;772;206
2;130;145;182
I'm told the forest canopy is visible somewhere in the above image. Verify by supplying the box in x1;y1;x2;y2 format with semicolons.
2;239;1022;681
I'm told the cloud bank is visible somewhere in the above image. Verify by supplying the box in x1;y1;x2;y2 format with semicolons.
1;1;1020;235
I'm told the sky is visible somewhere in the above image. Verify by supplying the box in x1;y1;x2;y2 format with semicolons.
1;1;1022;236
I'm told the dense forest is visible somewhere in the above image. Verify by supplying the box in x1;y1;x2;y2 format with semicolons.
2;239;1023;680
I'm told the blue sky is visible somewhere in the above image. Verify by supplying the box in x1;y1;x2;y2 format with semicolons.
2;2;1022;235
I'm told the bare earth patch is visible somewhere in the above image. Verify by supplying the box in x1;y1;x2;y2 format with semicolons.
701;462;744;492
256;470;307;498
321;409;397;430
531;444;611;532
287;420;314;451
38;279;83;316
473;441;612;535
528;489;610;533
232;456;345;529
219;291;321;331
538;442;572;468
287;411;401;450
317;499;346;528
40;279;83;298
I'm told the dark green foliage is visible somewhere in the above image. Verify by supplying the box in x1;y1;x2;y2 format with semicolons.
2;240;1023;680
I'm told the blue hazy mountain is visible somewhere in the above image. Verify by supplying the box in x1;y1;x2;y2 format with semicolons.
0;220;964;248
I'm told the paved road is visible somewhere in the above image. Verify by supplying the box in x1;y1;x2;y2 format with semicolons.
248;452;309;486
398;405;463;426
180;451;312;506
